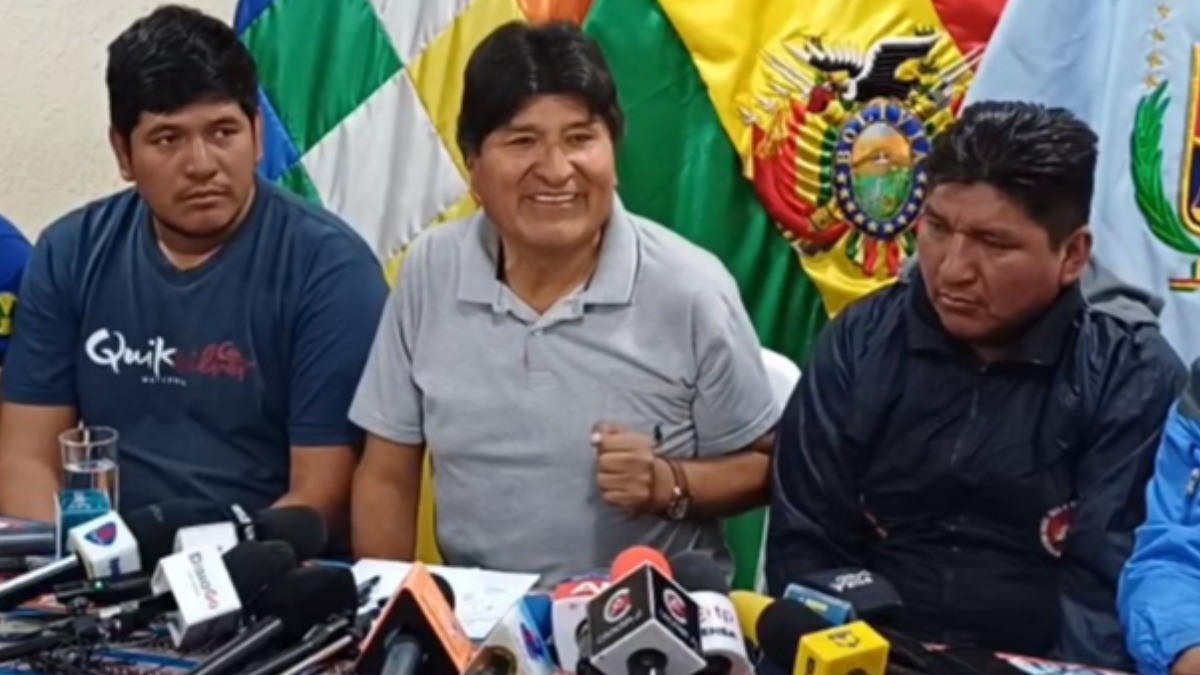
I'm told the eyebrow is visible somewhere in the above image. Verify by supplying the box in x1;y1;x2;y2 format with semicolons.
501;118;600;135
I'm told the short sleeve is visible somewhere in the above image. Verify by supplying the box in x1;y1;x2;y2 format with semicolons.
288;236;389;447
690;273;779;456
1;223;78;404
348;238;428;446
0;220;34;362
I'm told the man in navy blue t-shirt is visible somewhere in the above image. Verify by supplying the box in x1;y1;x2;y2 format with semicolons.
0;6;388;528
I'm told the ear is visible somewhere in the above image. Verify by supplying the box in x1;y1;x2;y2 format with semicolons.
1059;226;1093;287
252;111;264;164
109;128;134;182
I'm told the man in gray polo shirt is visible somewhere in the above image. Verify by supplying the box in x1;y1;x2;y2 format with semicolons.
348;21;779;585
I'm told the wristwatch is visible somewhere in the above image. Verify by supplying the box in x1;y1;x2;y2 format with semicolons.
664;459;691;521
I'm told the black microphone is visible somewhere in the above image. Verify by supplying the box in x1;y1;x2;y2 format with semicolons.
354;563;472;675
800;569;904;623
586;553;706;675
239;614;359;675
0;499;230;610
186;565;358;675
53;505;326;606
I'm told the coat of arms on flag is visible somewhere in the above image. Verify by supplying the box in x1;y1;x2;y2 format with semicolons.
739;29;979;315
1132;45;1200;291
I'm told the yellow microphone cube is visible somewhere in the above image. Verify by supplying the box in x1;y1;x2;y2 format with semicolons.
793;621;890;675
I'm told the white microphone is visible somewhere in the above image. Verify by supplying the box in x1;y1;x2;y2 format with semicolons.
669;552;751;675
67;511;141;579
464;596;556;675
150;544;244;649
551;574;611;672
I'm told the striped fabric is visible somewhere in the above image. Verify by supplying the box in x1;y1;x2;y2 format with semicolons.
235;0;590;275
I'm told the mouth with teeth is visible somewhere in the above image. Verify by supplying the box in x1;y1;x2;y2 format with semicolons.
527;193;580;207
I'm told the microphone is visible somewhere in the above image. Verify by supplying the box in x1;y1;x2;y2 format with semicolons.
0;499;230;610
240;614;359;675
0;515;56;558
355;563;473;675
586;546;705;675
53;505;327;606
751;597;889;675
551;573;611;672
187;565;358;675
800;569;903;623
171;505;328;559
464;596;557;675
782;583;856;626
150;540;298;649
669;552;751;675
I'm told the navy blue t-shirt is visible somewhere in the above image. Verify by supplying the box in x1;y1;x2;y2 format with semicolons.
2;181;389;514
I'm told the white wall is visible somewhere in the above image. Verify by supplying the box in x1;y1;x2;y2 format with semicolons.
0;0;236;238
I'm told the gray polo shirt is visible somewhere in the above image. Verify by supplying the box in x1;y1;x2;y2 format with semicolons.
349;199;779;585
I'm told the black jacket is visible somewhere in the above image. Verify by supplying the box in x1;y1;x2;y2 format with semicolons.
766;272;1186;669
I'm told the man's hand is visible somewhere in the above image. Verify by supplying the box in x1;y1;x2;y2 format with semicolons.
1174;647;1200;675
592;421;671;514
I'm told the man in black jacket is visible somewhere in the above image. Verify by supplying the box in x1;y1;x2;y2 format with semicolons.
766;101;1186;669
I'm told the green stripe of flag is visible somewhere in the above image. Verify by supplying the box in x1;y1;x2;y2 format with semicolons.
586;0;828;590
245;0;403;153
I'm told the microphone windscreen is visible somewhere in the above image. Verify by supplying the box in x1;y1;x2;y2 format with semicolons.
431;572;456;609
611;545;671;579
127;500;231;565
669;552;730;594
223;541;297;600
252;506;328;560
254;566;357;641
757;599;833;670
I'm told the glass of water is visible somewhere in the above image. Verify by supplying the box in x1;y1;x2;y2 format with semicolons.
59;426;120;511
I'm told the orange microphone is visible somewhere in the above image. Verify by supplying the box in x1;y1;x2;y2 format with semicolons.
610;546;672;581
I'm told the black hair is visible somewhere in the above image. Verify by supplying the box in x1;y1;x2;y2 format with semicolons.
106;5;259;138
457;21;624;158
924;101;1098;245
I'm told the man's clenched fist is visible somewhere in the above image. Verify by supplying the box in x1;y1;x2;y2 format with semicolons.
592;421;671;514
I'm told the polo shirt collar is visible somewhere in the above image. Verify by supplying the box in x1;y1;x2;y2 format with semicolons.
455;196;640;310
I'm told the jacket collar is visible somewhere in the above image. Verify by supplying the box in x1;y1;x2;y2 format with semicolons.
905;273;1082;367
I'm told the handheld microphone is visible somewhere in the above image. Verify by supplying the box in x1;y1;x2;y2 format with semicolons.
240;614;359;675
552;574;611;672
464;596;557;675
150;540;298;649
187;565;358;675
751;597;889;675
800;569;904;623
782;583;856;626
0;515;56;557
669;552;751;675
0;499;230;610
586;546;705;675
171;505;328;559
54;505;326;606
354;562;473;675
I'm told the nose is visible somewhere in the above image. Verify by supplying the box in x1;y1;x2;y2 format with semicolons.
937;233;978;286
533;143;573;185
184;137;219;179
